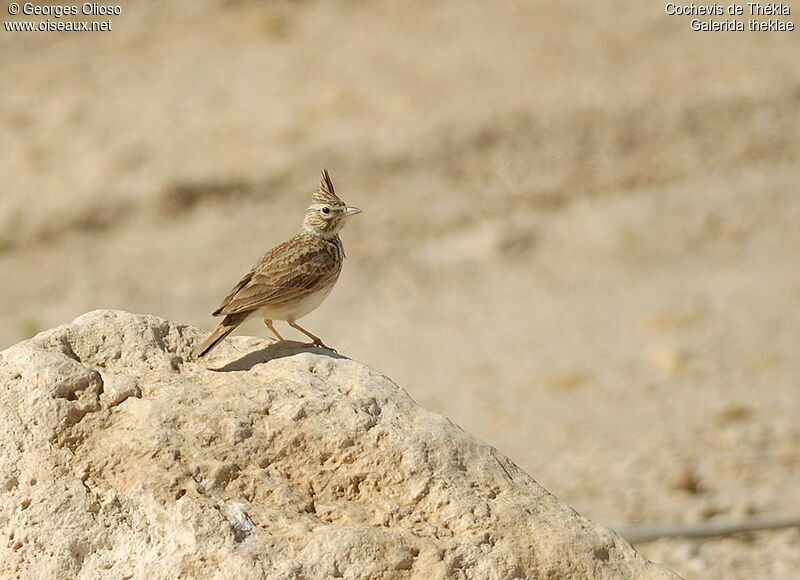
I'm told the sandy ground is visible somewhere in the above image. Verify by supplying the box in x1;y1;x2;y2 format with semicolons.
2;1;800;577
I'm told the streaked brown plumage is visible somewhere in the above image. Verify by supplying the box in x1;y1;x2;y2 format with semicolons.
194;170;360;358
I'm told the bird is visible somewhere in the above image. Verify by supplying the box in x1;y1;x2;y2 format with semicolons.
193;169;361;358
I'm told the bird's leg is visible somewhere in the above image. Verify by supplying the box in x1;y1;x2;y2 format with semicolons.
288;321;336;352
264;319;284;342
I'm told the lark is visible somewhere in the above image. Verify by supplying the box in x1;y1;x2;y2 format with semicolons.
194;170;361;358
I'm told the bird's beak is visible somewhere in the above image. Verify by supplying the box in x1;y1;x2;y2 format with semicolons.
345;207;362;217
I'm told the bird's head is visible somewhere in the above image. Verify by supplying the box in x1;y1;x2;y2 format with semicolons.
302;169;361;238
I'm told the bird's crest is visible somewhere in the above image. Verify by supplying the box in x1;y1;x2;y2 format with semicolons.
312;169;342;205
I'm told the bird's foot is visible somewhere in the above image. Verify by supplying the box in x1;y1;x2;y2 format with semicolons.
304;340;337;353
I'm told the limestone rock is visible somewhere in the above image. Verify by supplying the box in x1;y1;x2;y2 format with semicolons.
0;310;677;579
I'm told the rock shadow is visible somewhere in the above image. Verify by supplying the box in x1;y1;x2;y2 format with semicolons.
209;340;347;372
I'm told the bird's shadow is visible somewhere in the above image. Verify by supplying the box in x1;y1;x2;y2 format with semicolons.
208;340;347;372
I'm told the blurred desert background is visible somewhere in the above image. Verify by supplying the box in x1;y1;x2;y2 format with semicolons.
2;1;800;577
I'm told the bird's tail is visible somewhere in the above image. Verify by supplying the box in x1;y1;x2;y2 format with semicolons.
193;313;249;358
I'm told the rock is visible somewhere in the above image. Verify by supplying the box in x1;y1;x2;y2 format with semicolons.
0;310;677;579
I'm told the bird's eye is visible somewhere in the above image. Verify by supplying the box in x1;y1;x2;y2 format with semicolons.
321;207;331;215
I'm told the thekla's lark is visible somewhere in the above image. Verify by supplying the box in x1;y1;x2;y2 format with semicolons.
194;170;360;358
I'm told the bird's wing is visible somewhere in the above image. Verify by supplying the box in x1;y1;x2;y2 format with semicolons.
213;237;342;317
212;272;253;316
